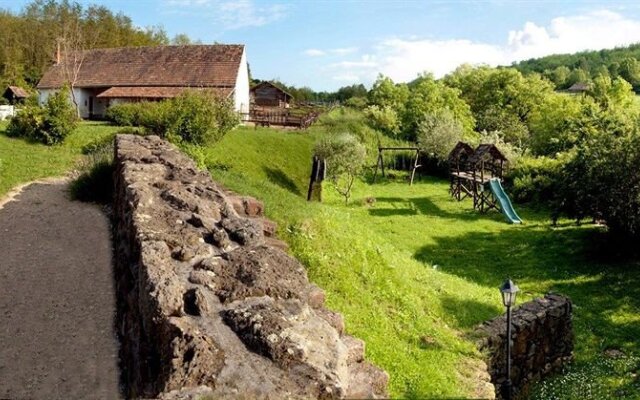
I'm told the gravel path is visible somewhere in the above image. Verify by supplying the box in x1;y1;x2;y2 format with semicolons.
0;182;120;399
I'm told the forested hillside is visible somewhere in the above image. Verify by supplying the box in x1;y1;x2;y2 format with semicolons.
0;0;188;88
512;43;640;91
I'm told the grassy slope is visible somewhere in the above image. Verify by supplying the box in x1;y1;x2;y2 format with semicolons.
204;125;640;399
0;121;121;196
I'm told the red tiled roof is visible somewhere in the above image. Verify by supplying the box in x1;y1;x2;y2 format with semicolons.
96;86;233;99
37;45;244;89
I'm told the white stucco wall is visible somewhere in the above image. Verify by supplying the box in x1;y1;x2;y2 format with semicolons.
39;88;92;118
234;48;250;115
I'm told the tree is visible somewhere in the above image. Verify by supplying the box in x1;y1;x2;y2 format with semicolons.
402;73;475;141
528;93;582;156
314;133;366;204
172;33;191;45
368;75;409;111
550;66;571;88
567;68;590;87
364;105;400;137
416;110;463;164
619;57;640;88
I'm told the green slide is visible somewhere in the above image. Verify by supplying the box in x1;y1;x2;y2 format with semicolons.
488;178;523;224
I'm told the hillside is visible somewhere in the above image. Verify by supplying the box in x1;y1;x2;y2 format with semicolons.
200;125;640;399
512;43;640;90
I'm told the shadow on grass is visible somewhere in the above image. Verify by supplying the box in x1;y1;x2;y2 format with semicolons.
369;196;502;222
414;225;640;354
440;296;503;329
264;166;303;196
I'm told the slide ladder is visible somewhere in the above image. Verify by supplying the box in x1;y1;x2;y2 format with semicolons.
488;178;522;224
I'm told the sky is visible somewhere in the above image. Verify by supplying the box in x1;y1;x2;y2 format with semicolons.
3;0;640;91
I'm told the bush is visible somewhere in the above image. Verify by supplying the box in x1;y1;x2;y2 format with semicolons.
105;91;239;145
508;155;567;204
365;105;400;137
5;87;77;145
6;105;44;139
105;102;143;126
165;91;239;145
40;88;78;144
344;96;367;109
70;140;114;204
314;133;366;204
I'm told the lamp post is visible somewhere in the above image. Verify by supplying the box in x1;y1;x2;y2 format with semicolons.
500;279;519;400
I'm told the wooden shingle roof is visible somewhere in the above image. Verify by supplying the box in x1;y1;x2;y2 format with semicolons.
468;144;508;164
7;86;29;98
447;141;475;164
250;81;293;99
37;45;244;89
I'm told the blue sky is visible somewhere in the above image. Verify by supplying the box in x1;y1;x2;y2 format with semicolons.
3;0;640;90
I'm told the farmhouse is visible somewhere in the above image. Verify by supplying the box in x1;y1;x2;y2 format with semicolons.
250;81;292;108
37;44;250;119
2;85;29;104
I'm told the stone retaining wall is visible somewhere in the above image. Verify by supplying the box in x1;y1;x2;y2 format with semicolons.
113;134;388;399
474;294;573;399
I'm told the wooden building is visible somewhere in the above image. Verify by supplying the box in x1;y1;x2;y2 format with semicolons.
2;86;29;104
566;82;591;94
250;81;292;108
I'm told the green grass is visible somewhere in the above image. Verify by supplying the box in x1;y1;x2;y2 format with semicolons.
0;121;122;196
203;125;640;399
1;119;638;398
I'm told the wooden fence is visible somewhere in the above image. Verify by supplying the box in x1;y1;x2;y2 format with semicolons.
243;108;324;129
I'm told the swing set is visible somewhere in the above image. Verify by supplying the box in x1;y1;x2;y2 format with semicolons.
372;146;422;185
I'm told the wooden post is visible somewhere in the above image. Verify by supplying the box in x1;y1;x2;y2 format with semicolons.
307;156;325;202
410;148;421;185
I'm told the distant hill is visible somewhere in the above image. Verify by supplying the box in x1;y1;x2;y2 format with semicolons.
511;43;640;91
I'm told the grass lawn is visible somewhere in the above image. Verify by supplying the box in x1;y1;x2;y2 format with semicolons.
203;125;640;399
0;121;122;197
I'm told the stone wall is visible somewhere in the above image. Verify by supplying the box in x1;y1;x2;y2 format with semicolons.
113;134;388;399
474;294;574;399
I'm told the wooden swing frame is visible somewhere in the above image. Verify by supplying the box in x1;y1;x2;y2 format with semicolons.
372;146;422;185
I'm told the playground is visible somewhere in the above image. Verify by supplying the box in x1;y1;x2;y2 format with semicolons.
202;127;640;399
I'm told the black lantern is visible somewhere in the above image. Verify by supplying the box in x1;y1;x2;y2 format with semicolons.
500;279;519;400
500;279;519;307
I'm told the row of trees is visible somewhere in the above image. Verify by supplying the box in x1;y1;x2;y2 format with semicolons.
322;64;640;238
513;44;640;92
0;0;192;88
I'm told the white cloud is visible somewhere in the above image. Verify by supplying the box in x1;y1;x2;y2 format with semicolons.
164;0;287;30
303;47;359;57
331;47;358;56
325;9;640;84
303;49;326;57
333;73;361;82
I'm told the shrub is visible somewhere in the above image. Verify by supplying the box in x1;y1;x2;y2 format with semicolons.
105;102;143;126
344;96;367;109
508;155;567;204
6;105;44;139
365;105;400;137
106;91;239;145
314;133;366;204
416;110;463;165
70;140;114;204
5;87;77;145
165;91;239;145
39;88;78;144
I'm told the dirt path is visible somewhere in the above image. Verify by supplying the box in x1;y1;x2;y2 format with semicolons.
0;182;120;399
